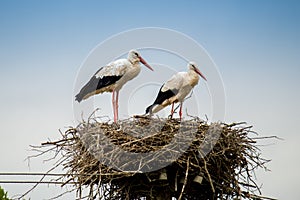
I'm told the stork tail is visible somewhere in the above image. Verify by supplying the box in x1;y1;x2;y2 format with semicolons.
145;104;154;114
75;93;84;103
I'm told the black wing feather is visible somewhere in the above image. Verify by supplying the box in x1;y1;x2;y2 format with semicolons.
145;85;179;114
75;72;122;102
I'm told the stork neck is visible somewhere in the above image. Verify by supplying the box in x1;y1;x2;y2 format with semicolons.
128;58;139;66
188;69;197;76
188;70;200;86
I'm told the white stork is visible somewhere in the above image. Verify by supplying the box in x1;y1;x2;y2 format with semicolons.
75;49;153;122
145;61;207;120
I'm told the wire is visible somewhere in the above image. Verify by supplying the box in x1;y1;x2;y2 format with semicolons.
0;180;76;184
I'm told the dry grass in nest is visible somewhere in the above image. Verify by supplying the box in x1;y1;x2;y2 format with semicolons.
29;116;276;200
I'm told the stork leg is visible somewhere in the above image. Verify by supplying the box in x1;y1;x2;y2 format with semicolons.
179;103;183;120
170;103;175;119
112;90;117;123
116;90;119;122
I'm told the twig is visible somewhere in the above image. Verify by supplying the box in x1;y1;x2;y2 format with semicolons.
178;157;190;200
198;150;215;193
18;158;66;199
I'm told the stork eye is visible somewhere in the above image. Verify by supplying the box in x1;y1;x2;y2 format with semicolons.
134;52;139;57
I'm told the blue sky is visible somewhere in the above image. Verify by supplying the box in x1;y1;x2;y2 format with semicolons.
0;0;299;199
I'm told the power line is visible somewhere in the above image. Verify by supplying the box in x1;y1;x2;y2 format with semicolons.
0;180;76;184
0;172;66;176
0;172;78;185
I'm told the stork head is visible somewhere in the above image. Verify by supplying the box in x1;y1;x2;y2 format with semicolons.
128;49;154;71
188;61;207;81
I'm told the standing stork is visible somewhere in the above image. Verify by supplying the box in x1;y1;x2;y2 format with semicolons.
145;61;207;120
75;49;153;122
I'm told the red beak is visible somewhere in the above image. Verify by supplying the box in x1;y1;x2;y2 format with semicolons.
139;57;154;71
195;68;207;81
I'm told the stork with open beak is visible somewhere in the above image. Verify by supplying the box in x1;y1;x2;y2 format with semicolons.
76;49;154;122
145;61;207;120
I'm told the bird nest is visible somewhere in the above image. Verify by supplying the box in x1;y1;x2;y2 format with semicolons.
31;116;274;200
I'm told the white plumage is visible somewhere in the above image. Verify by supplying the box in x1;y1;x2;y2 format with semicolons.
146;61;207;119
76;49;153;122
